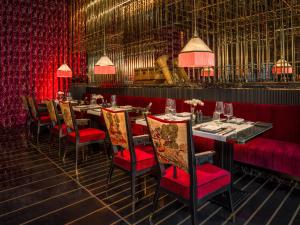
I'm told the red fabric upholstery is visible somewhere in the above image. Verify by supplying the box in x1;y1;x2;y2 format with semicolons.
113;147;156;171
40;115;51;124
68;128;106;143
132;124;148;136
85;93;300;177
234;137;300;177
193;136;215;153
135;144;154;154
52;124;67;135
160;164;231;200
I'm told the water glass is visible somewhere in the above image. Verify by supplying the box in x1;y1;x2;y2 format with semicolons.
165;98;176;115
215;101;224;115
111;95;117;108
224;103;233;121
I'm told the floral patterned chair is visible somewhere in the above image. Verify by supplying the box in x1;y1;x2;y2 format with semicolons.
102;108;156;212
59;101;107;176
45;100;67;158
146;115;234;225
27;96;51;146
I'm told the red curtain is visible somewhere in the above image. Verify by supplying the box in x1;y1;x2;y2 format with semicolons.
0;0;72;128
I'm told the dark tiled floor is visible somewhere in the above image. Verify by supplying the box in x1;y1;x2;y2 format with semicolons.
0;128;299;225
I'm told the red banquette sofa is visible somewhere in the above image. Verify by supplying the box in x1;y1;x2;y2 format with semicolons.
94;94;300;178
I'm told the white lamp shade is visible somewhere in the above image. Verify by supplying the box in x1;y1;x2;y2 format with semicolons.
178;36;215;68
272;59;293;74
57;64;72;78
94;55;116;75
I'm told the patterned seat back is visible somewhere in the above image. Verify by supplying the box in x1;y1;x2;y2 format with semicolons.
146;115;195;174
102;108;136;163
102;108;130;150
27;96;39;120
45;100;59;125
59;101;76;133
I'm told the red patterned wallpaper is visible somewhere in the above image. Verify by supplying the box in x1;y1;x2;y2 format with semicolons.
0;0;77;128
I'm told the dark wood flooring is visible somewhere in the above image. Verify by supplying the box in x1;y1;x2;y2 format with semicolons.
0;128;299;225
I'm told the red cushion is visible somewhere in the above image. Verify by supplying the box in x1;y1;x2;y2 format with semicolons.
234;137;300;177
160;164;231;200
40;115;51;123
193;136;214;153
113;147;156;171
52;124;67;135
135;144;154;154
68;128;106;143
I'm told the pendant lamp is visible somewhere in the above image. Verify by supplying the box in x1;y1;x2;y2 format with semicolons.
272;58;293;74
57;63;72;78
178;0;215;68
94;17;116;75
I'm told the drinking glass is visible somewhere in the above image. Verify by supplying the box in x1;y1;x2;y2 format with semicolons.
165;99;176;115
224;103;233;121
215;101;224;115
111;95;117;108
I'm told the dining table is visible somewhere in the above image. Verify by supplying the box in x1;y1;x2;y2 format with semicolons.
136;113;272;207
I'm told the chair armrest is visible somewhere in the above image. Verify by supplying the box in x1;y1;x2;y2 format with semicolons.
76;118;90;127
195;150;215;165
133;134;150;146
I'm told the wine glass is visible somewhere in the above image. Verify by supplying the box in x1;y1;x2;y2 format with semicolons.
215;101;223;121
165;98;176;115
111;95;117;108
224;103;233;121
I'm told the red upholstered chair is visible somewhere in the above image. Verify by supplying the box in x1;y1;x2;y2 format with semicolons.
27;96;51;146
102;108;156;212
45;100;67;158
59;101;107;176
146;115;234;225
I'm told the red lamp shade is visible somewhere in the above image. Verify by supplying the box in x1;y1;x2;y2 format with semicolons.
272;59;293;74
178;35;215;68
94;55;116;75
57;64;72;78
201;67;214;77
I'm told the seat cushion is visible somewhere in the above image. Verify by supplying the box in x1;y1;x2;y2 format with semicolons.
68;128;106;143
160;163;231;200
113;147;156;171
135;144;154;154
234;137;300;177
40;115;51;124
52;124;67;135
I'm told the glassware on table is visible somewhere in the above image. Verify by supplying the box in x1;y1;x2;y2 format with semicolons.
111;95;117;108
165;98;176;115
224;103;233;121
213;111;221;121
214;101;224;122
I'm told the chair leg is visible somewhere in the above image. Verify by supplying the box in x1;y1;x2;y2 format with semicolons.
58;136;61;159
228;188;235;223
106;163;114;199
149;181;160;224
190;199;197;225
36;122;41;146
131;173;136;213
75;145;79;177
103;141;109;159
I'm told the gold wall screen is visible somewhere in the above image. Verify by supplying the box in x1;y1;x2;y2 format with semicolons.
70;0;300;84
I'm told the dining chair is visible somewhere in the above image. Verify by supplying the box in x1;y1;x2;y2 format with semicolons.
45;100;67;158
59;101;107;176
27;96;51;146
146;115;234;225
102;108;156;212
21;96;33;139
